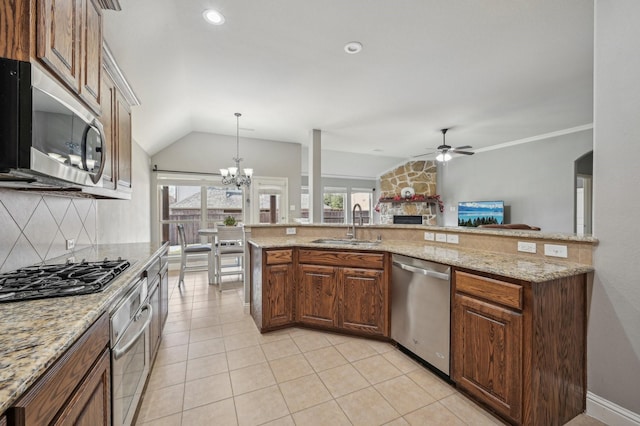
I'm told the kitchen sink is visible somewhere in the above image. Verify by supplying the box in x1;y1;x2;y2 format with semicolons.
310;238;381;246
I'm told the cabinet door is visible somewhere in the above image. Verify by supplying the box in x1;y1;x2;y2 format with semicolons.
99;69;116;189
297;264;338;328
264;263;294;328
37;0;81;89
53;348;110;426
149;283;161;359
79;0;102;111
160;267;169;327
115;90;132;190
452;292;522;423
340;267;387;336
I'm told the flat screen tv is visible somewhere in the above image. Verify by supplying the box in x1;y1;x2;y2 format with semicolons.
458;200;505;227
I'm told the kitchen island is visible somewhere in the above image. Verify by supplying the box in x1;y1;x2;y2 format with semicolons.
0;243;167;419
246;225;595;426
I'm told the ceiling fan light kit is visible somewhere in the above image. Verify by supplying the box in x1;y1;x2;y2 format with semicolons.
414;128;475;162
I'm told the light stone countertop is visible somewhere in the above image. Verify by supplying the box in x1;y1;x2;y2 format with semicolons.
0;242;167;414
245;223;599;244
248;237;594;282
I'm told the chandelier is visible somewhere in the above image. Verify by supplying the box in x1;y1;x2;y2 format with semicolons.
220;112;253;188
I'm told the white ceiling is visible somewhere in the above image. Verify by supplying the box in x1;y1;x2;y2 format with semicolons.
102;0;594;159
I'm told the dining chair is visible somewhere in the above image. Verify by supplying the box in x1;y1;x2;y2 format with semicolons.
214;226;245;291
177;223;212;287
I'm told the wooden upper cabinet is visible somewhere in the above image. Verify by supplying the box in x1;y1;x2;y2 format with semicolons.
79;0;102;111
36;0;102;113
0;0;31;61
99;68;115;189
115;90;131;190
37;0;82;90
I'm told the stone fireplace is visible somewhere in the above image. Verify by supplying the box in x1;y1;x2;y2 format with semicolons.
378;160;438;225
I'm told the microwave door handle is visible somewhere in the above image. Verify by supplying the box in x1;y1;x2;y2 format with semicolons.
112;303;153;360
82;122;105;183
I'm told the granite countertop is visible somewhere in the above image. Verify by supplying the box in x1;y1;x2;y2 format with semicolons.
0;242;167;414
248;237;594;282
244;223;599;244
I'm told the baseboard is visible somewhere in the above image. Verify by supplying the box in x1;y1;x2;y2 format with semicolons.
587;391;640;426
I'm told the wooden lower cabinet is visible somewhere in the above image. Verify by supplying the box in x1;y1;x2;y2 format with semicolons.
251;247;296;331
340;267;386;335
453;291;523;422
264;261;295;328
8;313;110;426
53;348;110;426
297;264;338;328
452;270;586;426
297;249;389;337
251;247;389;337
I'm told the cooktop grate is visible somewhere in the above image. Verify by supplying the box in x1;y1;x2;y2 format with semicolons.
0;258;130;303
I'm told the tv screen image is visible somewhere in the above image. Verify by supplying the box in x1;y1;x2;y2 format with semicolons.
458;201;505;227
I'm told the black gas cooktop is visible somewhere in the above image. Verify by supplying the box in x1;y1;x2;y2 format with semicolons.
0;258;130;303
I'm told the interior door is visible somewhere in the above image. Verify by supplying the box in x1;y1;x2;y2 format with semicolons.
250;177;288;224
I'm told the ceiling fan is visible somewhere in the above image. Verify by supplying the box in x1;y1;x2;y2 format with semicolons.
414;129;475;162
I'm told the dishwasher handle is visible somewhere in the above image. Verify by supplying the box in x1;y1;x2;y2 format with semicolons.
392;260;450;281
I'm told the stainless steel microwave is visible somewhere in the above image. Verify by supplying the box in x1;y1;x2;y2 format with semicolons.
0;57;107;190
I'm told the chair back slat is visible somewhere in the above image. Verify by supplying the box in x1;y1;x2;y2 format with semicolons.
216;226;244;246
177;224;187;250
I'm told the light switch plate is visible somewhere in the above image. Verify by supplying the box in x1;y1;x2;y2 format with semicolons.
544;244;568;258
517;241;537;253
66;239;75;250
424;232;435;241
435;233;447;242
286;227;297;235
446;234;459;244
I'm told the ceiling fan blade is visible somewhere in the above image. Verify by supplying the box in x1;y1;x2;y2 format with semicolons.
454;151;475;155
453;145;472;150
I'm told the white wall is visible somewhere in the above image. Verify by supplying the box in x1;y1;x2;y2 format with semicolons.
438;129;592;232
151;131;301;226
301;147;405;179
97;139;152;243
589;0;640;419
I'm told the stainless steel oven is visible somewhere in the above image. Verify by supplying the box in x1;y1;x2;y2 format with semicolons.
110;278;152;426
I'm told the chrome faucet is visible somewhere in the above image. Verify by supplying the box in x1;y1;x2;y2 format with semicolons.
347;203;363;239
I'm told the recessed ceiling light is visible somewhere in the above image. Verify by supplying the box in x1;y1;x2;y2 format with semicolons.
344;41;363;54
203;9;225;25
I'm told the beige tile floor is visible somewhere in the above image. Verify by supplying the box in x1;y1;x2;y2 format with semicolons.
135;271;606;426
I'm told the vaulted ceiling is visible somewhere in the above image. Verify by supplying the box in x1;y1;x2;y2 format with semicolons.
103;0;594;159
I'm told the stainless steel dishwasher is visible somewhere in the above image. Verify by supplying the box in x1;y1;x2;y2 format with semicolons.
391;254;451;376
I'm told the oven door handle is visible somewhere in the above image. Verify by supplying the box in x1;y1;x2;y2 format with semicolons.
112;303;153;360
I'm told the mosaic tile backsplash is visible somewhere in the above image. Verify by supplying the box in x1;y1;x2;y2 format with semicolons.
0;189;97;273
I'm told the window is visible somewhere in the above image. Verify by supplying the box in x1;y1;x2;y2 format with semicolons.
323;187;347;223
301;181;375;224
156;173;244;256
351;189;373;224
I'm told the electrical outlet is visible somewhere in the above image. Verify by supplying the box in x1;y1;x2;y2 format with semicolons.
544;244;568;258
517;241;537;253
435;233;447;242
285;227;296;235
66;239;75;250
424;232;435;241
446;234;459;244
